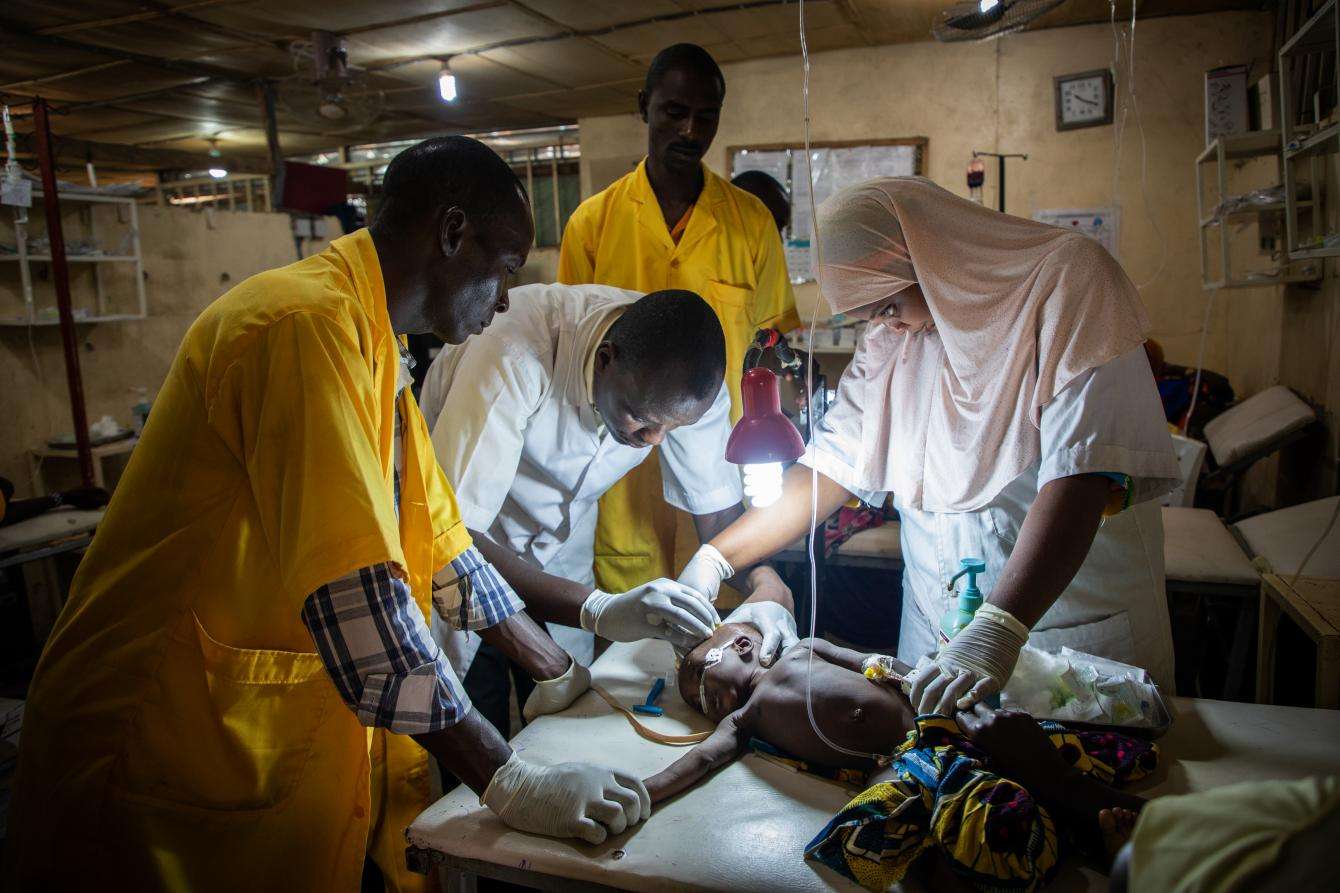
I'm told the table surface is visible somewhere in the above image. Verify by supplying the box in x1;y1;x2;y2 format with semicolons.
1264;574;1340;636
408;641;1340;893
31;436;137;458
0;508;104;553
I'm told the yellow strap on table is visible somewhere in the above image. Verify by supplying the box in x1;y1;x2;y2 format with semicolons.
591;683;712;746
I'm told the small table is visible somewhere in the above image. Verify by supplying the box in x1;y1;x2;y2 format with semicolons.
28;436;137;495
0;508;104;641
1257;574;1340;708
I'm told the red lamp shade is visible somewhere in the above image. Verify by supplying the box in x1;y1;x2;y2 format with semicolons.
725;367;805;465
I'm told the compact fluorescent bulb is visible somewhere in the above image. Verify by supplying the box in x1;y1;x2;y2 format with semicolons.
438;63;458;103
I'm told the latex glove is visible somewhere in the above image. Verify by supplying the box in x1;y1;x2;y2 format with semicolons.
482;753;650;844
580;580;720;649
907;603;1029;716
676;543;734;604
724;600;798;667
522;658;592;722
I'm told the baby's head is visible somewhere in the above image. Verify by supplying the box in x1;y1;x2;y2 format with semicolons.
677;622;762;721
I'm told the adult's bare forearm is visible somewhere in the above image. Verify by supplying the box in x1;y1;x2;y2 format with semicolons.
709;464;850;571
412;710;512;795
479;612;570;681
470;529;594;626
988;475;1110;628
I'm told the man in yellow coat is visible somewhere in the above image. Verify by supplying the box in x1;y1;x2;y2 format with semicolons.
5;138;649;893
559;44;799;648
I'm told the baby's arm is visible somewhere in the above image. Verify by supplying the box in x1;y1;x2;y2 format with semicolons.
798;637;911;679
644;708;752;805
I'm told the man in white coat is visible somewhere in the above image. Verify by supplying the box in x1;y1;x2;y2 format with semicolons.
420;283;794;728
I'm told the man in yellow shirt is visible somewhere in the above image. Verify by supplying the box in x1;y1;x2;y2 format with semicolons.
559;44;800;650
6;137;650;893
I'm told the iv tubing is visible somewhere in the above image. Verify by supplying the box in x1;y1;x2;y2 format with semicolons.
797;0;886;765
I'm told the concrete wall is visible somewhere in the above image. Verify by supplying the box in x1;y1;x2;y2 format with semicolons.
577;11;1273;364
0;206;302;494
0;211;569;497
576;11;1340;506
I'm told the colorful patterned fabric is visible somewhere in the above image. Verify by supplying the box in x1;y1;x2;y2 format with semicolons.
804;716;1158;892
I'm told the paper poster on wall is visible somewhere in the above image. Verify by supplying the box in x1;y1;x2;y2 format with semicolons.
732;142;922;282
1032;207;1121;259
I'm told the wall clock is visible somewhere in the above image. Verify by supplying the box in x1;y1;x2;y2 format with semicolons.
1054;69;1114;131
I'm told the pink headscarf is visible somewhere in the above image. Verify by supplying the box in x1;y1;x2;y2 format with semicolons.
814;177;1150;511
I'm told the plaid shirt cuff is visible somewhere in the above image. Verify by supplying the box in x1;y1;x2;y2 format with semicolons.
303;563;471;734
432;545;524;632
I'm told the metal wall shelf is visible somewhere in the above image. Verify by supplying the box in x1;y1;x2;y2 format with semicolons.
1;188;147;325
1280;0;1340;260
1195;130;1318;289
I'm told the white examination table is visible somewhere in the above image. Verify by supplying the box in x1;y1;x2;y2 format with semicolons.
407;640;1340;893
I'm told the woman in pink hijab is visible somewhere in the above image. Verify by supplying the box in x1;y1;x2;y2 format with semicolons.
676;177;1180;714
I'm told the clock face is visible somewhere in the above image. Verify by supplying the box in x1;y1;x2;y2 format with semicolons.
1056;71;1112;130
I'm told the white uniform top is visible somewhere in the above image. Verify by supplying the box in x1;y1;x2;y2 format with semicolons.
420;282;742;590
804;328;1180;689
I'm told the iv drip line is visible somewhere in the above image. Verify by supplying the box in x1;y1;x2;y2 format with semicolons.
797;0;887;766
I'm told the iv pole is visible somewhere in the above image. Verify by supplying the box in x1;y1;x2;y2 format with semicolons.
970;150;1028;213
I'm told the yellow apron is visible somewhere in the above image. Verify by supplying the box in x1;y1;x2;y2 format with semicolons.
5;230;471;892
558;159;798;591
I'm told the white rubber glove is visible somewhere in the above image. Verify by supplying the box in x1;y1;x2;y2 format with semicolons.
482;753;651;844
677;543;734;604
522;658;592;722
907;603;1029;716
724;600;799;667
580;580;720;649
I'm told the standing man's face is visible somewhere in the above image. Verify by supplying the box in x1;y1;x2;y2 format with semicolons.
638;68;723;174
426;188;533;344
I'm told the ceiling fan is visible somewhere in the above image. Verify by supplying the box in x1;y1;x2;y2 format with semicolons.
932;0;1067;42
276;30;384;131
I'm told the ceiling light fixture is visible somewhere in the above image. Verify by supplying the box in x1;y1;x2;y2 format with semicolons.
208;168;228;179
438;58;458;103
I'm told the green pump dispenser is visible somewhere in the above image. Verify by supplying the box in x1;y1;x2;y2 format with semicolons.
939;558;987;645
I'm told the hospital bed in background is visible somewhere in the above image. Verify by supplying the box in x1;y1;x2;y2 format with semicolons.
1198;385;1317;518
407;640;1340;893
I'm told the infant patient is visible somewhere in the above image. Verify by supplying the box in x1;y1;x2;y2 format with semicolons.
646;623;1157;892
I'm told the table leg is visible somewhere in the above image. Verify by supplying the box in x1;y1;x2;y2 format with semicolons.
28;451;46;497
1315;637;1340;709
442;870;478;893
1256;588;1281;705
1223;593;1258;701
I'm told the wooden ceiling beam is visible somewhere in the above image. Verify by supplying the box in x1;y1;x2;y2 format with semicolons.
35;0;258;36
0;60;134;92
342;1;511;37
0;18;260;86
834;0;874;45
10;128;271;173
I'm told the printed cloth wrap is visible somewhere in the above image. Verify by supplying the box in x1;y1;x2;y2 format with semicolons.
804;716;1158;892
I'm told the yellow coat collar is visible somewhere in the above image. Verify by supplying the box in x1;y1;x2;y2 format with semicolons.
629;158;724;255
328;227;403;353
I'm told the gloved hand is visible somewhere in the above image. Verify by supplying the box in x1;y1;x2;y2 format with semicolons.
906;603;1028;715
677;544;734;604
580;580;720;649
482;753;651;844
522;657;592;722
724;599;799;667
